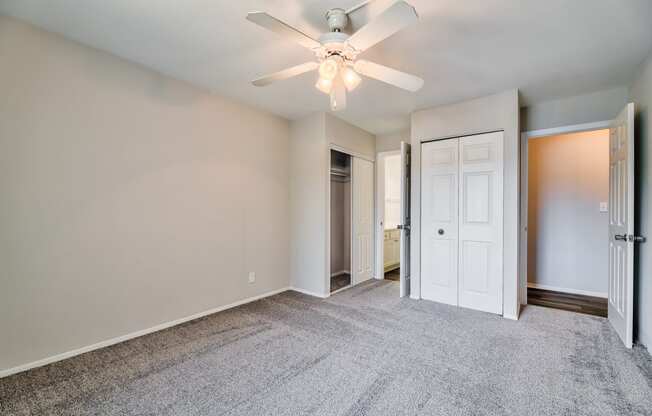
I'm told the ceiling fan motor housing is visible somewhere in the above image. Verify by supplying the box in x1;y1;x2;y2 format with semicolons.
326;8;348;32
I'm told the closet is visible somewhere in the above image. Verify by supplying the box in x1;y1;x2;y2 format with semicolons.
420;131;504;314
330;150;352;292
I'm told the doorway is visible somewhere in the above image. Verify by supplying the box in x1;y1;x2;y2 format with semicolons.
381;152;402;281
376;143;412;297
329;148;375;294
525;129;609;317
330;149;352;293
520;103;638;348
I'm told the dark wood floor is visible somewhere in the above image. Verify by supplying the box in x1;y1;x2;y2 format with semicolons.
385;268;400;281
330;273;351;292
527;288;608;317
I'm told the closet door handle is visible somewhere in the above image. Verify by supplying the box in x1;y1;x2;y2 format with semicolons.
438;229;444;236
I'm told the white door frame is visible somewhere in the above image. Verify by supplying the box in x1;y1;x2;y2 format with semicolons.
326;144;375;296
375;150;401;281
519;120;612;305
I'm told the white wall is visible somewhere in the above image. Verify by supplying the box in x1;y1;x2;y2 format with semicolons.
527;130;609;296
0;17;290;374
384;154;401;230
521;87;628;131
376;130;410;153
629;52;652;349
411;89;520;318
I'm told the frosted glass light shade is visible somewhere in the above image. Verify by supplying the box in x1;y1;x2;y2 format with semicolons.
315;77;333;94
341;67;361;91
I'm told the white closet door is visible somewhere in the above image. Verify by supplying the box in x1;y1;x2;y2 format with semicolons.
353;157;374;284
608;103;635;348
420;139;459;306
458;132;503;314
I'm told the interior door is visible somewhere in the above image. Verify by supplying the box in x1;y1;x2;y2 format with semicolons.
399;141;411;297
457;132;504;314
608;103;635;348
353;157;374;285
420;139;459;305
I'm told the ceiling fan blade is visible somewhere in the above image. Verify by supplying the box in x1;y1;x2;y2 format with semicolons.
354;60;423;92
252;62;319;87
346;1;418;52
345;0;375;15
246;12;321;50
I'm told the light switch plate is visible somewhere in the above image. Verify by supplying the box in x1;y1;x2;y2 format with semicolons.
600;202;608;212
248;272;256;284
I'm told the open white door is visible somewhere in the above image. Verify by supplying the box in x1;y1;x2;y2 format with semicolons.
398;141;411;297
353;157;374;285
608;103;637;348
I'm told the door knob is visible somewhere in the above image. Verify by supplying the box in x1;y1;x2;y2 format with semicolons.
438;229;444;235
615;234;627;241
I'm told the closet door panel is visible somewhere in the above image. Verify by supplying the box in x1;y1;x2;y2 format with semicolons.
458;132;503;314
352;157;374;284
420;139;459;306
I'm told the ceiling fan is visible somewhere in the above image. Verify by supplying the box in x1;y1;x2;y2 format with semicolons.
246;0;423;112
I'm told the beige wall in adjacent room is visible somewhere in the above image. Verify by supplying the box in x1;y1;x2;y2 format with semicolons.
0;16;291;373
527;130;609;296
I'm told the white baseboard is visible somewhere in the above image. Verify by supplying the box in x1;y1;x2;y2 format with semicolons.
330;270;351;277
289;286;328;298
0;286;291;379
503;313;519;321
527;283;607;299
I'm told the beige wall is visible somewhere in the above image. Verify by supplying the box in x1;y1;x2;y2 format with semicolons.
330;180;351;274
629;52;652;349
289;114;327;296
411;89;521;318
521;87;628;132
376;130;410;153
325;113;376;159
290;113;375;296
0;17;290;373
527;130;609;295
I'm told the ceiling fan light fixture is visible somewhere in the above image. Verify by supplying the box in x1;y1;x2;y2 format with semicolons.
319;56;341;80
315;77;333;94
330;78;347;111
341;66;362;91
247;2;423;110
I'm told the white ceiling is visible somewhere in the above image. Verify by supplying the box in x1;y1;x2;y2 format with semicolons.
2;0;652;134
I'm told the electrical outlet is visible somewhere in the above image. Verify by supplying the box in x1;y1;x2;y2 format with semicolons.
248;272;256;284
600;202;608;213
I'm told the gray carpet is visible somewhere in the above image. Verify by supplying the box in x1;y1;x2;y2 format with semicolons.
1;280;651;415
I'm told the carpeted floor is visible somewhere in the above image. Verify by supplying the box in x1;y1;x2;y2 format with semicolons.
2;280;651;415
